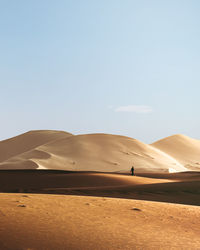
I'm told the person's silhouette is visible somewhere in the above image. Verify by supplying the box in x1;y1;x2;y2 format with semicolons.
131;166;135;176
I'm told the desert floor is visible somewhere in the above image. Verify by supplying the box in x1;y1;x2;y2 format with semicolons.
0;170;200;249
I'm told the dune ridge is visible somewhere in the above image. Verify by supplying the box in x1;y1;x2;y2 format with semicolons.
0;130;72;163
0;131;187;173
152;134;200;170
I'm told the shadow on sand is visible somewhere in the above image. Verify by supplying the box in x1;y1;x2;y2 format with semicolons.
0;170;200;206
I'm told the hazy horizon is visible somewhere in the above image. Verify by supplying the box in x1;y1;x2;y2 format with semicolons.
1;0;200;143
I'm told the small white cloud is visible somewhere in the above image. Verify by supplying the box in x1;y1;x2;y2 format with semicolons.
115;105;153;113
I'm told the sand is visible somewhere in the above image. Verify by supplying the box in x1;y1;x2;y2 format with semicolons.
0;130;72;163
152;134;200;170
0;130;200;249
0;170;199;206
0;131;187;173
0;193;200;250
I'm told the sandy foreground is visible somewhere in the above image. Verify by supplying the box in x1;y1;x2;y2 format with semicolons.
0;193;200;250
0;171;199;250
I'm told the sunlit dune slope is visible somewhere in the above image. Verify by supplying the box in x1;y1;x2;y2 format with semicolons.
0;132;186;172
0;194;200;250
0;130;72;163
152;134;200;170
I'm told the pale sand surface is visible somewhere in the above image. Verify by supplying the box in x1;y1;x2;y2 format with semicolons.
0;193;199;250
0;130;72;170
0;131;186;173
152;134;200;170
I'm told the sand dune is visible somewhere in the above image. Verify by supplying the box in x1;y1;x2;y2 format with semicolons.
0;130;72;163
0;131;187;173
0;193;200;250
152;134;200;170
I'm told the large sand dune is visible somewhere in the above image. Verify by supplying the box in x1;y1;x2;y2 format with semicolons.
0;131;187;173
0;130;72;163
152;134;200;170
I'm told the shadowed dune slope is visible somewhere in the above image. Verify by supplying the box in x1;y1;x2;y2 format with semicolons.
0;170;199;206
0;130;73;168
152;134;200;170
0;133;187;172
0;170;173;192
0;194;200;250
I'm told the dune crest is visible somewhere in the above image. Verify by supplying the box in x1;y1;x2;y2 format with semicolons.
0;131;187;173
152;134;200;170
0;130;73;164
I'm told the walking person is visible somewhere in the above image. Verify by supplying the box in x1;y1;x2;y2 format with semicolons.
131;166;135;176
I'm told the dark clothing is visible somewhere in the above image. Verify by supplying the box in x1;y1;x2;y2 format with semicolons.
131;167;135;176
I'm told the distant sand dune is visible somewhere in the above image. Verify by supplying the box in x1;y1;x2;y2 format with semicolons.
0;131;187;173
152;134;200;170
0;160;38;170
0;130;72;163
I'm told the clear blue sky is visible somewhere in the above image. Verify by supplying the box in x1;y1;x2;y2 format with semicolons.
0;0;200;143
